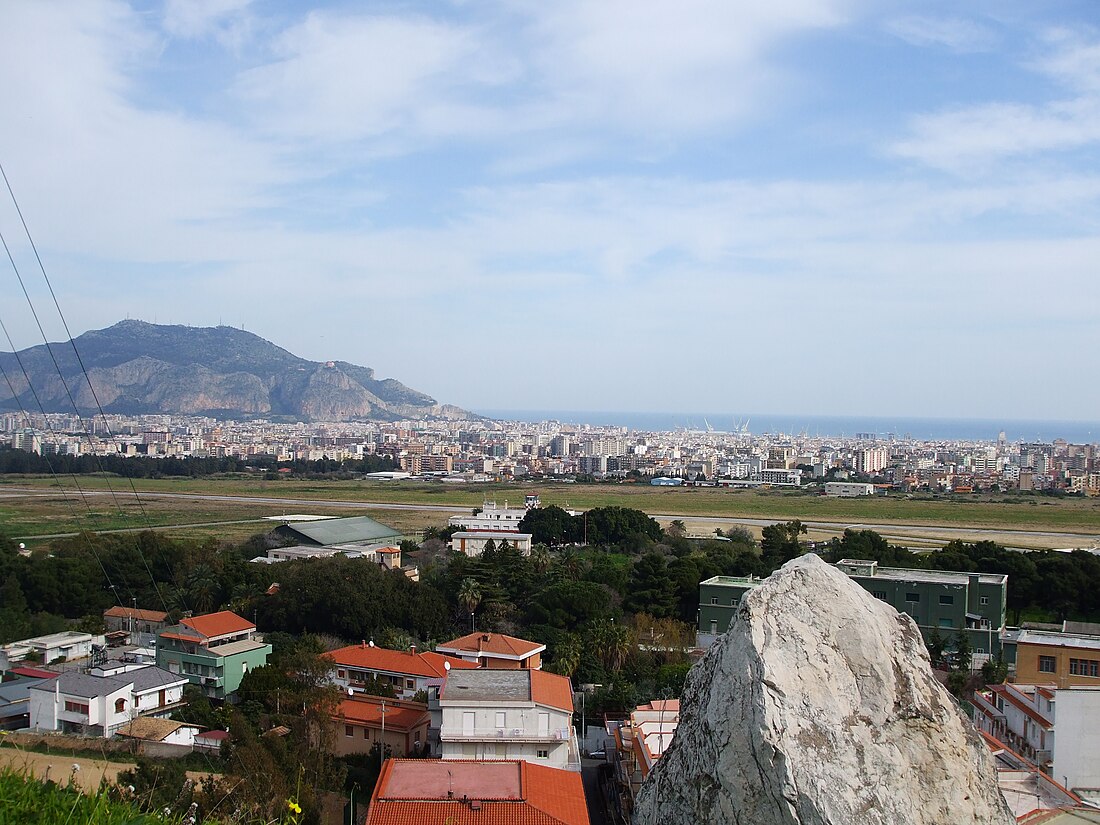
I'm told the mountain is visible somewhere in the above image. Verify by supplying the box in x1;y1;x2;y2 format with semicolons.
634;555;1014;825
0;320;474;422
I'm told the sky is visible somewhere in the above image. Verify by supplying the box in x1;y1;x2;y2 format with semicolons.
0;0;1098;421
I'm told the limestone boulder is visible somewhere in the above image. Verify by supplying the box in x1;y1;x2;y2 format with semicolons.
634;554;1014;825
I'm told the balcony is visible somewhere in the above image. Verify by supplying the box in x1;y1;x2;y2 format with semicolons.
440;727;573;743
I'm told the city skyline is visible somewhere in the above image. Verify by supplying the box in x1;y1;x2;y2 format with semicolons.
1;1;1098;419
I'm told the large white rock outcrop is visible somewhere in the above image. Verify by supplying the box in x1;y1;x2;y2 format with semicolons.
634;554;1014;825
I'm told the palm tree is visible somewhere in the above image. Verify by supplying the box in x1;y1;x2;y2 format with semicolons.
185;564;219;614
556;549;585;581
590;620;632;674
458;578;482;631
530;545;553;576
549;634;583;678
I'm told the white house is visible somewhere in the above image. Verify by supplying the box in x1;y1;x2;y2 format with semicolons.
431;669;580;771
447;500;533;532
29;666;188;738
449;531;533;557
0;631;102;669
29;672;133;737
825;482;876;497
974;682;1100;793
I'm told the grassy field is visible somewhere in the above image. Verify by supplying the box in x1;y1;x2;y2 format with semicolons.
3;475;1100;545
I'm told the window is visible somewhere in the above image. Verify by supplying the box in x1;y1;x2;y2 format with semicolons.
345;725;354;737
536;749;549;759
64;701;89;715
938;619;954;629
939;595;954;606
872;591;886;600
363;728;369;739
406;679;414;689
710;597;718;605
1069;658;1100;677
115;698;126;713
1038;656;1056;673
495;711;506;729
337;669;346;679
242;662;248;674
905;592;920;603
980;596;989;606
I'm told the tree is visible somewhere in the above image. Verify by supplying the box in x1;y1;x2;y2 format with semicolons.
760;521;807;571
546;633;583;678
924;627;947;667
589;620;632;674
518;506;577;546
458;578;482;628
666;520;687;540
952;632;973;673
624;552;675;618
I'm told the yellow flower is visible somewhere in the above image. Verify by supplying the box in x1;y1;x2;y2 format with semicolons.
287;800;302;814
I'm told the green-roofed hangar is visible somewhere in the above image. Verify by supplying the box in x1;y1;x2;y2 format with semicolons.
271;515;404;547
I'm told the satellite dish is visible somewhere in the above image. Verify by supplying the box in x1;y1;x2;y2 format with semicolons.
368;640;375;647
444;661;451;671
348;688;354;696
18;543;25;550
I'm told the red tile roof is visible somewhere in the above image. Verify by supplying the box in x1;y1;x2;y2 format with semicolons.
530;670;574;714
180;611;254;639
991;684;1053;729
365;759;589;825
10;666;56;679
437;632;545;659
104;606;168;622
326;644;477;679
635;699;679;713
336;697;429;733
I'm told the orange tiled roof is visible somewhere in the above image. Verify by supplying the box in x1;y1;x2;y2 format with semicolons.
180;611;254;639
326;644;477;679
635;699;679;713
104;606;168;622
365;759;589;825
336;697;429;732
529;670;574;713
437;632;545;659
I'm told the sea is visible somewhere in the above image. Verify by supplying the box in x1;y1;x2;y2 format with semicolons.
474;410;1100;444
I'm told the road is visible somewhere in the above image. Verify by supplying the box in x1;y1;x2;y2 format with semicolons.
4;486;1098;549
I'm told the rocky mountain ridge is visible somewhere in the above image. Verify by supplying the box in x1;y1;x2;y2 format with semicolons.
634;554;1015;825
0;320;473;422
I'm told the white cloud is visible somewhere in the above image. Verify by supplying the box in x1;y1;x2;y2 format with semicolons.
885;15;996;53
163;0;254;47
233;11;503;143
889;31;1100;172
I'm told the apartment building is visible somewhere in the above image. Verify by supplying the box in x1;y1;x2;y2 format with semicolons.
430;668;580;771
326;642;476;700
1006;629;1100;688
365;759;589;825
698;560;1007;659
156;611;271;700
435;632;545;670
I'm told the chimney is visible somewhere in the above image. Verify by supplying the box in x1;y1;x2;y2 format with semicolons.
410;644;417;655
361;640;366;648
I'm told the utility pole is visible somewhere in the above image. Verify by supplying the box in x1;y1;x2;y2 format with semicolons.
380;700;387;774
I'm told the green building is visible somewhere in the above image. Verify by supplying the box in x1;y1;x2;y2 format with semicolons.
156;610;271;700
698;559;1007;657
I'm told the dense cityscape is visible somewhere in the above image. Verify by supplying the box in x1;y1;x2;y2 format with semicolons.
5;411;1099;495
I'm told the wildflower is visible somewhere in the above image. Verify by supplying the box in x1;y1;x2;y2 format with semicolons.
128;785;136;793
71;763;80;772
287;799;302;814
